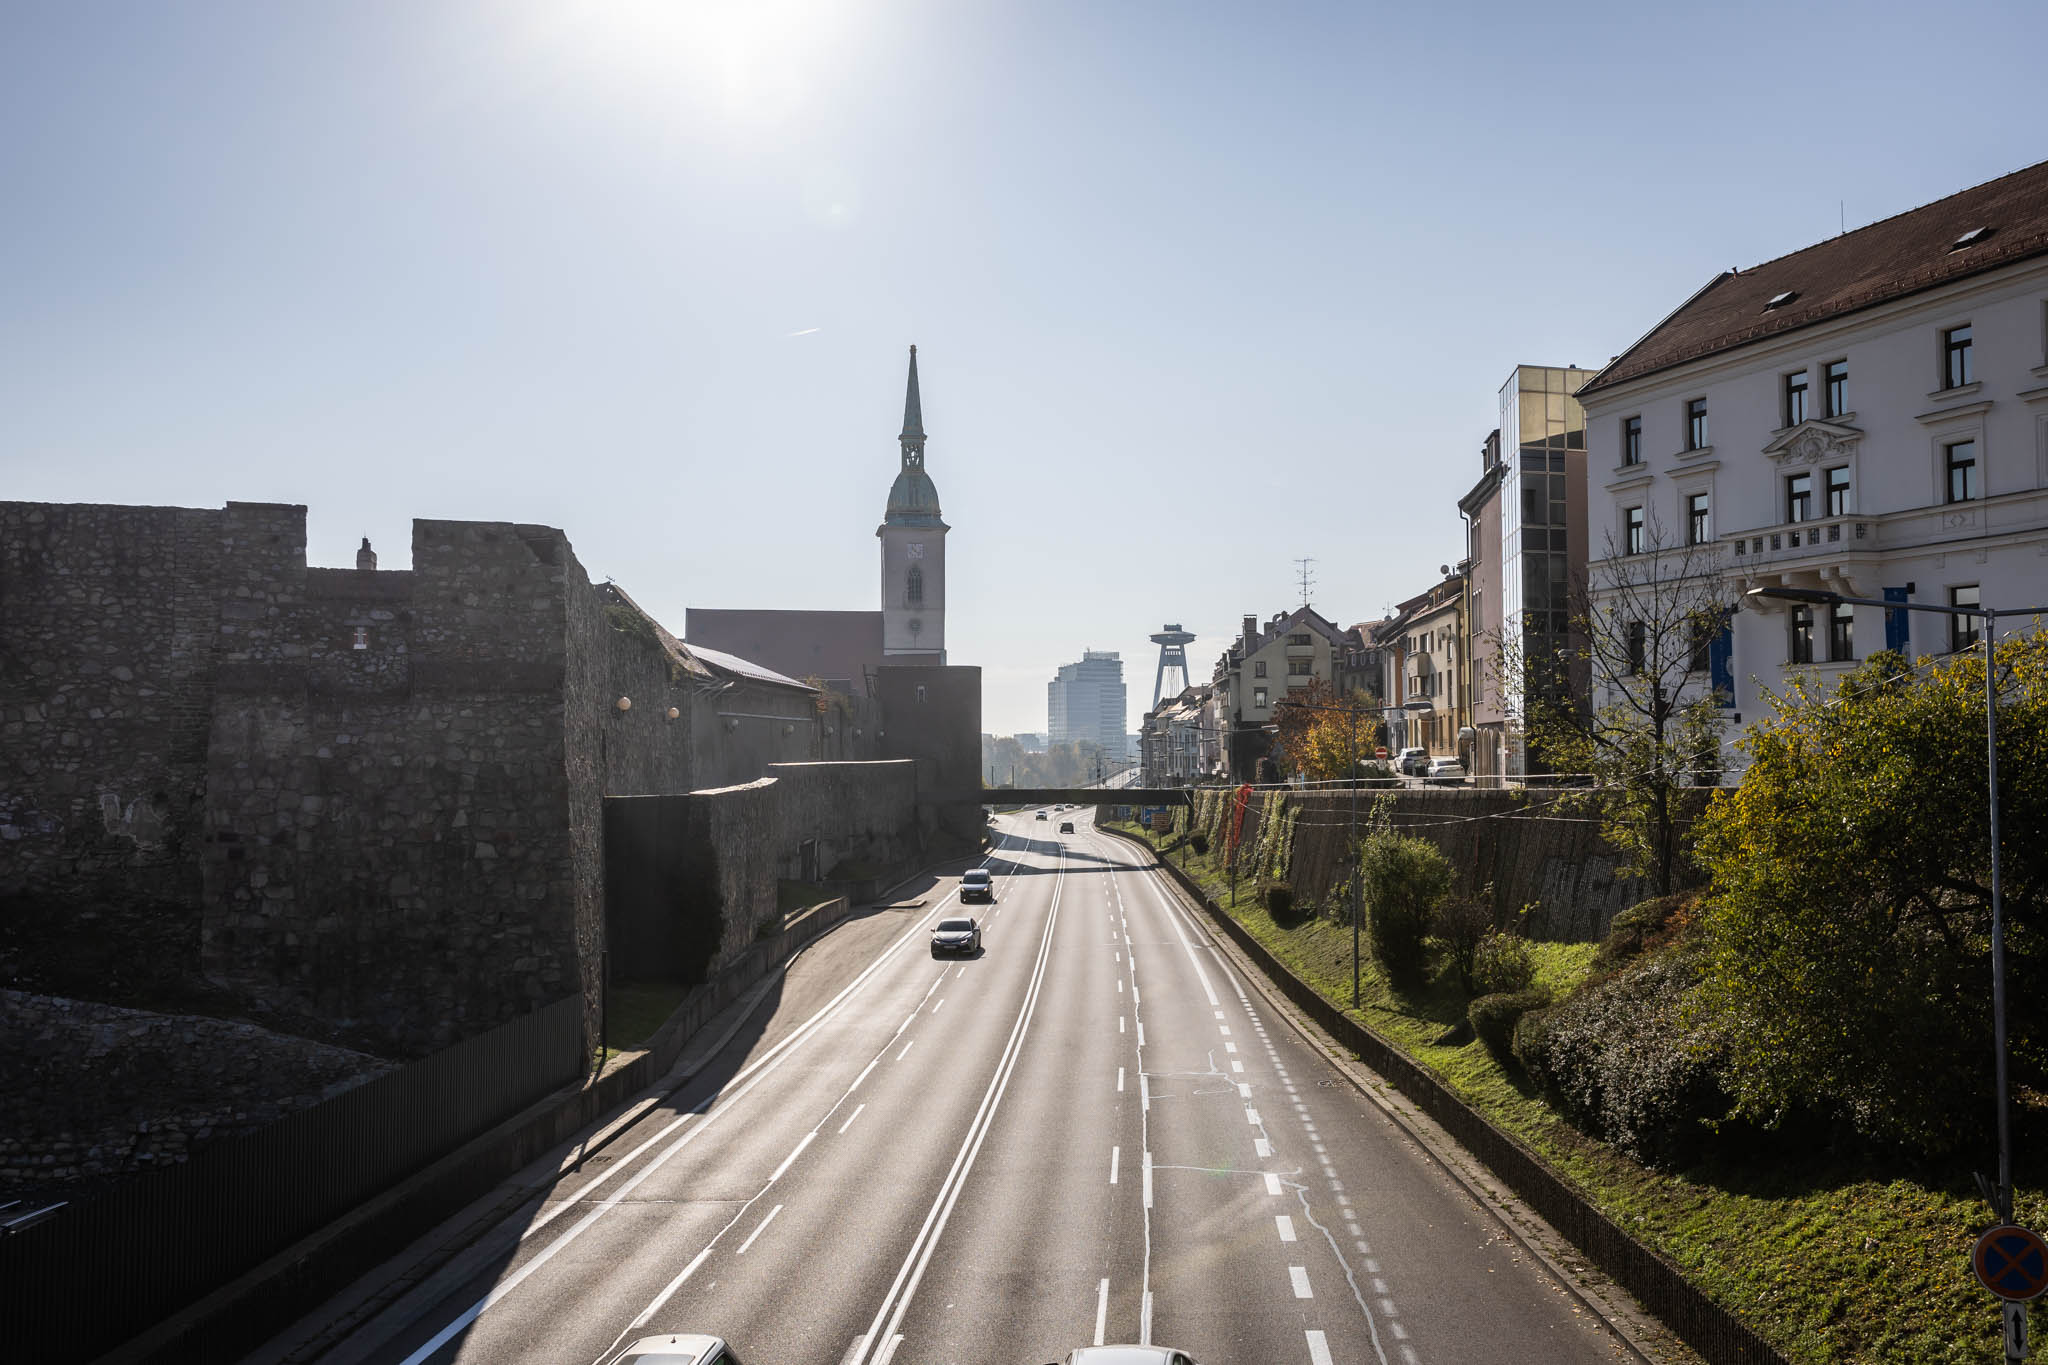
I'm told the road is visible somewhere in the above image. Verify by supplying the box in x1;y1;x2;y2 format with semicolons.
278;809;1631;1365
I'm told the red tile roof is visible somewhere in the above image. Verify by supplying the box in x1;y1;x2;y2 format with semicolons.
1580;159;2048;398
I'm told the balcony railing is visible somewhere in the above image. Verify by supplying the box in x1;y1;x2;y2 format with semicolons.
1727;514;1874;565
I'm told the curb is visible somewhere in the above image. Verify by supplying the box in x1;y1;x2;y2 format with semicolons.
1093;821;1788;1365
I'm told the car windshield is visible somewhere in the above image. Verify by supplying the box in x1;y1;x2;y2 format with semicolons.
962;871;989;882
937;919;974;932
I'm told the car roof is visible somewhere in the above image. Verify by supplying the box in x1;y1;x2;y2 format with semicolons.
1067;1348;1183;1365
617;1333;724;1363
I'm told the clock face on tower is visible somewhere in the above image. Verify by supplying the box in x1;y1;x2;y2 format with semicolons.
906;543;925;559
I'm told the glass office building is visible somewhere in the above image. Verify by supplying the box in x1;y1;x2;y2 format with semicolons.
1497;365;1594;773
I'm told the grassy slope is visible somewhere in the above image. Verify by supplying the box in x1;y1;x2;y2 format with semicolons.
1110;823;2027;1365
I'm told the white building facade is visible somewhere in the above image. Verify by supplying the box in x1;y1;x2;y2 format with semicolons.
1578;161;2048;766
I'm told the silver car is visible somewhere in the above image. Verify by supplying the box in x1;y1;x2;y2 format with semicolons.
608;1334;742;1365
1050;1349;1200;1365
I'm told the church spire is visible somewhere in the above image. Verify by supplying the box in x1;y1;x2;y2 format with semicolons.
900;344;924;456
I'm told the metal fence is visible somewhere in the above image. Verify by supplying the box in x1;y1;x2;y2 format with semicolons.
1;992;584;1363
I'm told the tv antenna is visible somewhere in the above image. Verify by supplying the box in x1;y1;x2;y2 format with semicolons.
1294;556;1316;608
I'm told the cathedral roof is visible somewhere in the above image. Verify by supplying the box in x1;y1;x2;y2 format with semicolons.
883;344;946;526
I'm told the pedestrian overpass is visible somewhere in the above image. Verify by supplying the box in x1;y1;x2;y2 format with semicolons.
920;788;1196;808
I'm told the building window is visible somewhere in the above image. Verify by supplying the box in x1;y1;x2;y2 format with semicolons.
1784;370;1808;426
1789;605;1815;664
1253;686;1268;709
1945;440;1979;503
1287;633;1310;646
1943;324;1974;388
1825;359;1848;417
1627;620;1647;674
1685;398;1708;451
1686;492;1711;545
1253;659;1266;677
352;626;369;650
1825;465;1851;516
1287;658;1312;676
906;565;924;605
1828;601;1854;661
1688;616;1713;674
914;684;928;703
1787;471;1813;523
1622;415;1642;465
1624;505;1644;555
1951;585;1981;652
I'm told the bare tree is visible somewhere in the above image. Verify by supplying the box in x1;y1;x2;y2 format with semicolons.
1493;512;1738;895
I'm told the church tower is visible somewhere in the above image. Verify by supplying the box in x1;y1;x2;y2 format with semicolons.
878;344;948;661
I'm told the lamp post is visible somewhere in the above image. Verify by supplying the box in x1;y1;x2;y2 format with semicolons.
1745;585;2044;1232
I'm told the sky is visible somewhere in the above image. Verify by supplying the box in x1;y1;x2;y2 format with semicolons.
5;1;2047;737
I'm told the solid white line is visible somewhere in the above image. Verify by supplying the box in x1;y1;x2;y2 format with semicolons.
897;1039;915;1060
736;1203;783;1254
1141;1291;1153;1346
769;1130;817;1183
1276;1214;1297;1242
1290;1265;1313;1298
838;1336;868;1365
1109;1145;1120;1184
1095;1277;1110;1346
873;1334;904;1365
637;1246;713;1322
1265;1173;1283;1196
1306;1329;1334;1365
838;1103;867;1135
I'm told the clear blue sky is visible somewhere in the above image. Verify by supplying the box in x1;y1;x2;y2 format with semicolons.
5;1;2045;736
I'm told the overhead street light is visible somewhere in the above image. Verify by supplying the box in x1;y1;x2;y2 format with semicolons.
1744;584;2048;1250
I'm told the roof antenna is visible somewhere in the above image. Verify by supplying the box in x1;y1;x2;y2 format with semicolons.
1294;556;1317;609
1840;199;1845;236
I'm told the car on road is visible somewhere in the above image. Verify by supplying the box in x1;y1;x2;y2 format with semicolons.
1050;1348;1200;1365
1059;820;1075;833
930;915;982;956
1425;756;1467;785
607;1333;743;1365
1396;746;1429;776
1036;810;1049;820
960;867;994;902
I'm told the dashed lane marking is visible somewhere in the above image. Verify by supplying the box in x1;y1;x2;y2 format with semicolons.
1290;1265;1313;1298
837;1104;866;1135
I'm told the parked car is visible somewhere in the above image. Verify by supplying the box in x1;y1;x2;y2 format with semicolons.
1425;756;1467;785
1397;746;1429;776
607;1334;743;1365
960;867;994;902
931;915;982;956
1059;820;1075;833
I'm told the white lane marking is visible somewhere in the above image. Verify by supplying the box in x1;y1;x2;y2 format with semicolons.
1239;1083;1253;1099
838;1103;866;1135
1225;1041;1237;1053
897;1039;915;1061
1117;979;1123;993
1143;1149;1153;1209
637;1246;713;1321
873;1334;904;1365
847;1055;882;1095
1141;1291;1154;1347
1306;1330;1334;1365
1373;1277;1390;1294
1290;1265;1313;1298
1276;1214;1297;1242
769;1130;817;1183
1115;952;1121;962
1246;1108;1260;1126
1137;1022;1144;1046
1119;1017;1125;1033
1231;1060;1244;1073
846;848;1068;1365
931;997;945;1014
1095;1277;1110;1345
1109;1146;1120;1185
1214;1010;1226;1020
1117;1066;1125;1092
1132;988;1139;1004
1139;1072;1150;1111
1255;1138;1272;1158
1218;1025;1231;1036
1264;1173;1283;1196
838;1336;868;1365
955;964;967;977
736;1203;783;1255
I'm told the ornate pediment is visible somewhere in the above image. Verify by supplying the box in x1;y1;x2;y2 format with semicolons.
1762;418;1862;467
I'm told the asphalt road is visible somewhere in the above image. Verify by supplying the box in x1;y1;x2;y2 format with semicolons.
285;810;1630;1365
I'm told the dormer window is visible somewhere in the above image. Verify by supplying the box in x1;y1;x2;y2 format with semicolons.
1763;290;1798;311
1951;226;1992;251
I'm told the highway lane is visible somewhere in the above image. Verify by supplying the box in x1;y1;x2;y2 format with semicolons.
291;808;1632;1365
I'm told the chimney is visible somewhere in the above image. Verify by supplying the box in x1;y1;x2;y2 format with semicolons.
356;537;377;571
1242;614;1257;646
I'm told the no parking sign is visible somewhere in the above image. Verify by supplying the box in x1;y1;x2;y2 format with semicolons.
1975;1224;2048;1301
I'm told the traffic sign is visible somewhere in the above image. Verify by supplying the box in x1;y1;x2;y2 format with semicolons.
2007;1301;2030;1361
1975;1225;2048;1301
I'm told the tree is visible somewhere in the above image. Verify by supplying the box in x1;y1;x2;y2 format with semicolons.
1687;639;2048;1153
1358;828;1454;985
1272;678;1374;782
1499;514;1737;895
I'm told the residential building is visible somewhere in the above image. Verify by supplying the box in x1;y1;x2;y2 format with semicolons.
1048;650;1128;755
1210;606;1348;780
1403;572;1469;759
1457;429;1508;780
1577;159;2048;767
1139;683;1213;787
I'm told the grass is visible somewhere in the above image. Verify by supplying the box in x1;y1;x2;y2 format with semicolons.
1109;821;2030;1365
596;980;693;1064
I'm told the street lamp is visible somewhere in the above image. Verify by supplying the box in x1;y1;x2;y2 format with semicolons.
1744;584;2045;1235
1275;695;1435;1009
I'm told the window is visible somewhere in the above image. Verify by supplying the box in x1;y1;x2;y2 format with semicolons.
905;565;924;605
914;684;928;703
1686;492;1711;545
1828;602;1854;662
1784;370;1809;426
1253;659;1266;677
1787;471;1813;523
1951;586;1981;652
1685;398;1708;450
1622;415;1642;465
1287;658;1312;676
1624;505;1644;555
1945;440;1979;503
1789;605;1815;664
1688;617;1713;674
1943;324;1975;388
1253;686;1268;709
1288;632;1310;646
1825;359;1848;417
1627;620;1647;674
1825;465;1851;516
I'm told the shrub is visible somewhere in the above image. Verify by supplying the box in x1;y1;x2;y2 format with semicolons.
1514;952;1731;1169
1472;927;1537;996
1595;892;1697;969
1261;881;1296;919
1469;988;1549;1058
1188;831;1210;856
1434;896;1494;993
1358;831;1453;986
1356;762;1400;787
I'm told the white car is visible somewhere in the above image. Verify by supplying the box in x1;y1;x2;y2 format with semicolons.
1396;746;1429;776
1425;756;1467;785
608;1334;742;1365
1052;1348;1201;1365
